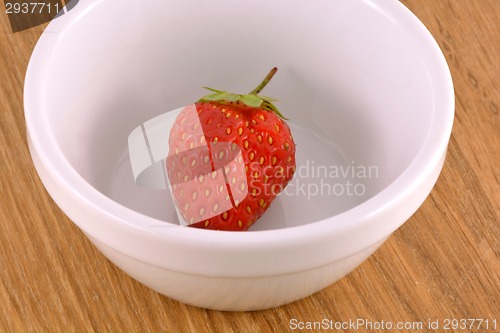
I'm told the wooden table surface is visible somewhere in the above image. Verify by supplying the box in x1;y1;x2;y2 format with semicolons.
1;0;499;331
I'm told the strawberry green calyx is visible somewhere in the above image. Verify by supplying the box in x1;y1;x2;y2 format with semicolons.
199;67;287;120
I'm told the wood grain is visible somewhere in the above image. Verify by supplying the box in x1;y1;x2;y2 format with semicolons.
1;0;499;331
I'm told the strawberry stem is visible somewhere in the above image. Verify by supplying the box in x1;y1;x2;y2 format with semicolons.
199;67;288;120
250;67;278;95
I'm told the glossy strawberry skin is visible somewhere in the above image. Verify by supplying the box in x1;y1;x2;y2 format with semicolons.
166;100;296;231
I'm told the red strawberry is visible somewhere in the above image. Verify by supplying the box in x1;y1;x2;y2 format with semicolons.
166;68;296;231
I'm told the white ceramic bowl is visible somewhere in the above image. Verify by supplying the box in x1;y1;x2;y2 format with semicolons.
25;0;454;310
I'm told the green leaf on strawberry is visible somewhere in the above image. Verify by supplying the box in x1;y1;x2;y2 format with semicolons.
239;94;263;108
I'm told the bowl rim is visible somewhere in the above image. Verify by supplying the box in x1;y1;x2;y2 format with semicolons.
24;0;454;258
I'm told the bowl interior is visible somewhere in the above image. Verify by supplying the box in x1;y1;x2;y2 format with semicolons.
41;0;435;230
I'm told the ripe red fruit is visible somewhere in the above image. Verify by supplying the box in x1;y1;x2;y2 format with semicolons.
166;68;296;231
